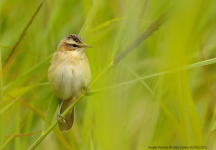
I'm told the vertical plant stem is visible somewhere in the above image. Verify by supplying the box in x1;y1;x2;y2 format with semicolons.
79;0;101;39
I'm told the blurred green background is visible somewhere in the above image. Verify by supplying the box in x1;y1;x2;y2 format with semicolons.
1;0;216;149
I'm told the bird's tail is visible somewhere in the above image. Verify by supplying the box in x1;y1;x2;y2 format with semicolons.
59;96;76;132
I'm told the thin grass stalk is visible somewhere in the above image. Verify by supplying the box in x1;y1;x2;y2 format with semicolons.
4;131;40;138
79;0;101;39
43;95;58;131
87;56;216;94
0;43;4;146
113;8;169;65
28;9;169;150
2;0;45;73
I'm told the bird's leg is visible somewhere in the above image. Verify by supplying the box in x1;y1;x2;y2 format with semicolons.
57;100;66;123
83;86;91;93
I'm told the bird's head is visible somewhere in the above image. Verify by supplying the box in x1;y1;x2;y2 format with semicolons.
57;34;92;57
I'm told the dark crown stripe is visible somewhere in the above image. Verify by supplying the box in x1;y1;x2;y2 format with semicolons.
69;34;83;43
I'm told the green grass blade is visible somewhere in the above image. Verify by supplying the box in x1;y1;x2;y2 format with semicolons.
176;72;203;145
183;74;202;145
88;18;124;33
43;95;59;132
7;95;45;120
178;57;216;70
2;0;45;73
79;0;102;39
93;57;216;91
3;55;52;95
112;26;124;60
53;130;72;150
0;101;15;115
4;86;34;101
1;85;38;115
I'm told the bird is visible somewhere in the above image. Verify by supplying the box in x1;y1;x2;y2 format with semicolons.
48;34;92;131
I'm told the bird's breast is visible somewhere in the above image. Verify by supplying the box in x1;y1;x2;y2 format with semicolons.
48;52;91;100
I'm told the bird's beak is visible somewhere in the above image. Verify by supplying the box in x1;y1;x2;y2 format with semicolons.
84;45;93;48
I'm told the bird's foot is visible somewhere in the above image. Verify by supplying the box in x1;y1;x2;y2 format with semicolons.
57;113;66;123
84;86;91;93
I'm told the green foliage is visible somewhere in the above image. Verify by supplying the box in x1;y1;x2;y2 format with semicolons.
43;95;58;132
1;0;216;149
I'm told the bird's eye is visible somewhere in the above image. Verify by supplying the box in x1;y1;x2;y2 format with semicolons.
72;44;77;47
